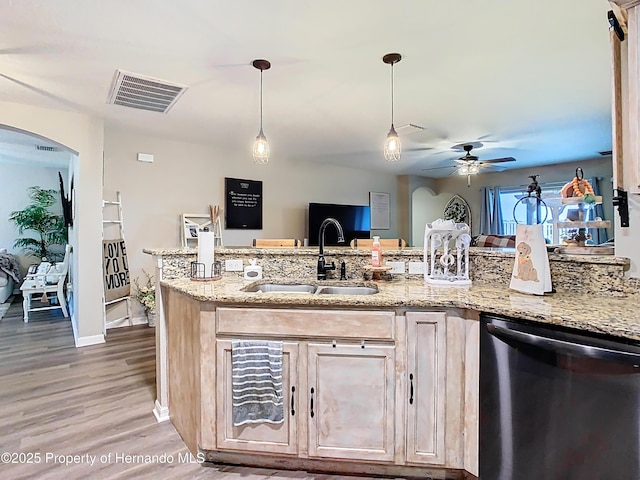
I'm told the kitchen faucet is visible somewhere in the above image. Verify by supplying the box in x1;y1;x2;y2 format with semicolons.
317;217;344;280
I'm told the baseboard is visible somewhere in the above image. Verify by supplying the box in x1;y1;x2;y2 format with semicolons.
106;314;148;330
70;312;79;344
69;307;105;348
153;400;170;423
75;333;105;347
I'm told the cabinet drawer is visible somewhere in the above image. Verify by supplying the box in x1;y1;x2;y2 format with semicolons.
217;307;395;340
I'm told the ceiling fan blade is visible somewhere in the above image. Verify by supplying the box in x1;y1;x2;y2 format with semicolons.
0;44;66;55
405;146;437;152
421;165;456;171
480;157;516;164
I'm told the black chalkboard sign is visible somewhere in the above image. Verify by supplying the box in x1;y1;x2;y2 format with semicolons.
225;177;263;229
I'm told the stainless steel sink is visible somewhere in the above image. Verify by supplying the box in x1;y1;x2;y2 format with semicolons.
243;283;317;294
315;286;378;295
243;282;379;295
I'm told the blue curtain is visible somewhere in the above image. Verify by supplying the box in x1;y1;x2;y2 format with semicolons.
590;177;609;244
479;187;503;234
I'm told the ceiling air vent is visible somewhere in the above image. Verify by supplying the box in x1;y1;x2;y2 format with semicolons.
107;69;188;113
35;145;59;152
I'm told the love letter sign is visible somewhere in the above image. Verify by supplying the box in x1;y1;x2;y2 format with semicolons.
102;239;131;302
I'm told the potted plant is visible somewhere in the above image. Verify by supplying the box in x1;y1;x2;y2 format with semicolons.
9;186;67;261
134;270;156;326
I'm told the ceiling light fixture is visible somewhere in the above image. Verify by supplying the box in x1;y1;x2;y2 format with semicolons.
382;53;402;162
252;59;271;164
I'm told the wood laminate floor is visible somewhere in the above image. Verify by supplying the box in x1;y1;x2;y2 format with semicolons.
0;296;399;480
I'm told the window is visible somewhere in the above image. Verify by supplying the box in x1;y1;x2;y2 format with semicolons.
498;182;598;245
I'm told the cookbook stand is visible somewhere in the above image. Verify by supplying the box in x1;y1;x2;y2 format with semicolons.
423;221;471;286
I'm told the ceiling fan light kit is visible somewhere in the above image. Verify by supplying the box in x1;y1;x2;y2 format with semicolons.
383;53;402;162
252;59;271;164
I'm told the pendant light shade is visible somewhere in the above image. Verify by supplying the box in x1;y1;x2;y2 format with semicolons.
252;59;271;164
383;53;402;162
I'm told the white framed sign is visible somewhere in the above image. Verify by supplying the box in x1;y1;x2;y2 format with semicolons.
370;192;390;230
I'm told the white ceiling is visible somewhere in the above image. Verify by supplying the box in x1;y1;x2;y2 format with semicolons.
0;0;614;176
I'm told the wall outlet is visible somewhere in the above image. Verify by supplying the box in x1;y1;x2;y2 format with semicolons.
385;261;405;274
408;261;425;275
225;259;243;272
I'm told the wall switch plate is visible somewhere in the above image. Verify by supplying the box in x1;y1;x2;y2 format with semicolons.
137;152;154;163
385;261;405;274
408;261;425;275
225;259;243;272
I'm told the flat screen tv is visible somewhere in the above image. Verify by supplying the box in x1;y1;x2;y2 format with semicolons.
308;202;370;247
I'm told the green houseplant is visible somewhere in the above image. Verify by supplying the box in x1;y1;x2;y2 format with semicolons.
9;186;68;261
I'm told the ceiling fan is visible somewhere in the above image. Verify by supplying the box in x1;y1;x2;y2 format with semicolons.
422;143;516;186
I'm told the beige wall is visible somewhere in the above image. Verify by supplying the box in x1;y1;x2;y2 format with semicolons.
0;101;105;345
103;128;399;288
411;186;449;247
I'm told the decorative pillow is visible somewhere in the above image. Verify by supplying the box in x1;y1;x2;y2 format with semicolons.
472;234;516;248
35;262;64;284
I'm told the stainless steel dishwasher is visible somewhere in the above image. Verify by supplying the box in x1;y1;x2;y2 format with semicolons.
480;314;640;480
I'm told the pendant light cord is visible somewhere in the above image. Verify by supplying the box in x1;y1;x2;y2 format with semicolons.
259;68;264;131
390;63;394;126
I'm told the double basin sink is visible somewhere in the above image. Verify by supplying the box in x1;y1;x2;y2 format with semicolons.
243;282;378;296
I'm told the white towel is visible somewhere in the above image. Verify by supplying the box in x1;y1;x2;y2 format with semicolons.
231;340;284;426
509;223;552;295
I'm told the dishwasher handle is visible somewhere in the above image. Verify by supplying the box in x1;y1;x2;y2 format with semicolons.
487;323;640;366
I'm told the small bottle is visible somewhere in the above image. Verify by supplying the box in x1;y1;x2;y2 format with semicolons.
371;236;382;267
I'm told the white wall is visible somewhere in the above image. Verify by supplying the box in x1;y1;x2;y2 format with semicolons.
0;102;105;346
103;127;399;290
0;162;63;273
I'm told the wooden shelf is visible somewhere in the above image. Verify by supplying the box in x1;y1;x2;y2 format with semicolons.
553;245;615;255
561;196;603;205
556;220;611;229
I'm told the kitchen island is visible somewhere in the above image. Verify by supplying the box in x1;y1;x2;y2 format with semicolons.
147;247;640;479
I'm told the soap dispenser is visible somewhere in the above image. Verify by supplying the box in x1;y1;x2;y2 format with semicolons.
371;236;382;267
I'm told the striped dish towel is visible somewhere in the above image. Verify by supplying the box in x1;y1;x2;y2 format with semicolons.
231;340;284;426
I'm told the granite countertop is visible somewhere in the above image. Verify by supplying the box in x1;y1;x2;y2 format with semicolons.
144;246;629;266
161;276;640;343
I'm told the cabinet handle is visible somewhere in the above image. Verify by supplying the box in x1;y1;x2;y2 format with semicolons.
310;387;315;418
409;373;414;405
291;386;295;416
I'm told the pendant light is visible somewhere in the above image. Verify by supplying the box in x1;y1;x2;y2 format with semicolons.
383;53;402;162
252;59;271;164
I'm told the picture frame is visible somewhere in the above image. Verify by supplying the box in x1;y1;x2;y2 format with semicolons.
369;192;391;230
180;214;212;247
225;177;263;230
443;194;471;228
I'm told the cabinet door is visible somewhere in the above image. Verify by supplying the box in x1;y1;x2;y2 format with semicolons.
405;311;446;465
216;339;299;455
307;343;395;462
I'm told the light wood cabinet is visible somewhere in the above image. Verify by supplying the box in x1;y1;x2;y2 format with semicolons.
215;339;299;455
405;311;447;465
215;307;397;461
307;342;395;462
207;305;470;474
